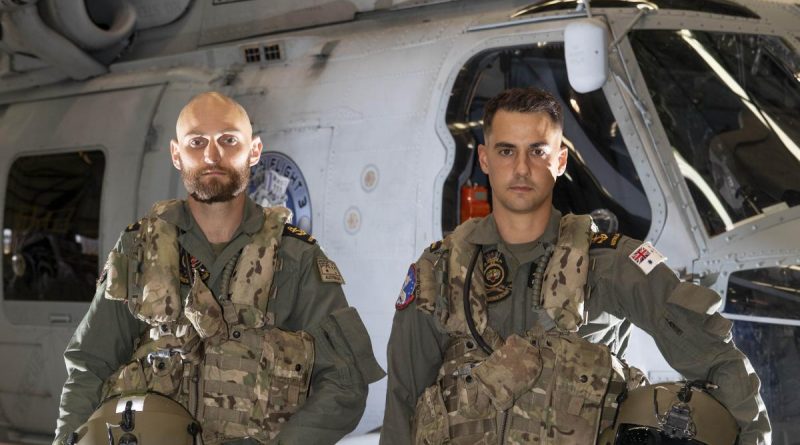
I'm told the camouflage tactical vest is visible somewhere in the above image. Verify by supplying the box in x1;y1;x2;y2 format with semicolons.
412;215;631;445
101;200;315;444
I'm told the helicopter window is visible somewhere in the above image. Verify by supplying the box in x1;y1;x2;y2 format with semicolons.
443;43;652;238
2;151;105;302
725;267;800;442
630;31;800;236
513;0;759;19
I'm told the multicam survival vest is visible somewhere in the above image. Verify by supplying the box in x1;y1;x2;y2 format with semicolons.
101;200;315;444
412;215;635;445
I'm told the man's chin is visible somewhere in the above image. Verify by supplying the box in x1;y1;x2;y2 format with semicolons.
189;192;237;204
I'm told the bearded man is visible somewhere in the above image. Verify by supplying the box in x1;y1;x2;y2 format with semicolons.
53;92;384;445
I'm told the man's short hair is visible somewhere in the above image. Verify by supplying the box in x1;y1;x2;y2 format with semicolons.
482;88;563;137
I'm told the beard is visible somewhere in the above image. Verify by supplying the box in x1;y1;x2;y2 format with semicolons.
181;163;250;204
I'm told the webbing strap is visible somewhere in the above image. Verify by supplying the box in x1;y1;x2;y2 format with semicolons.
448;418;495;437
203;380;255;399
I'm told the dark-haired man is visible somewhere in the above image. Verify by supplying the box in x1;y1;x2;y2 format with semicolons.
380;87;770;444
54;92;384;445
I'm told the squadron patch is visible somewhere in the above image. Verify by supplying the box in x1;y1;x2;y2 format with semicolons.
482;250;511;303
591;232;622;249
628;241;667;275
316;257;345;284
395;264;417;310
179;251;210;285
283;224;316;244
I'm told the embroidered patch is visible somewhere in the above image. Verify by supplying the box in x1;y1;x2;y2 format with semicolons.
591;232;622;249
628;241;667;275
483;249;511;303
317;257;345;284
179;251;210;285
283;224;316;244
395;264;417;310
429;240;443;253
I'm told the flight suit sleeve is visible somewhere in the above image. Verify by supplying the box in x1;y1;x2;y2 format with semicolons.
380;256;449;445
589;236;771;445
271;241;385;445
53;237;147;445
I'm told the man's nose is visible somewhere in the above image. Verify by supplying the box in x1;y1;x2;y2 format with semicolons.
204;140;221;164
513;151;530;177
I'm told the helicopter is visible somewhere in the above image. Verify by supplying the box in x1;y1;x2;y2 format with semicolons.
0;0;798;443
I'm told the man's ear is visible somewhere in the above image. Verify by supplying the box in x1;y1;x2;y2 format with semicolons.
478;144;489;174
170;140;182;171
249;136;263;167
556;143;568;176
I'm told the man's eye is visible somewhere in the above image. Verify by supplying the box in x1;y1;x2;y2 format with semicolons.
189;138;207;148
531;147;549;157
499;148;514;157
220;136;238;145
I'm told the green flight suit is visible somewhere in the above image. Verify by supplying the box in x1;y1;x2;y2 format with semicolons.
381;210;770;445
54;197;384;444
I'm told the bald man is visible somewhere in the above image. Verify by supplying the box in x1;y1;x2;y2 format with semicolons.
53;92;384;445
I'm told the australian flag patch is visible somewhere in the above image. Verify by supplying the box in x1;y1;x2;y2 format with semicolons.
395;264;417;310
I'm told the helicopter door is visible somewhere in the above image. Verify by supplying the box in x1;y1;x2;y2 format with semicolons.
0;85;164;436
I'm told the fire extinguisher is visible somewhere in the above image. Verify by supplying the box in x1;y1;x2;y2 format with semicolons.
460;182;490;223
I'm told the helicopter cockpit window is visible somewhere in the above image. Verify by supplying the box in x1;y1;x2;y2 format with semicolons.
443;43;652;238
630;31;800;236
725;267;800;441
3;151;105;302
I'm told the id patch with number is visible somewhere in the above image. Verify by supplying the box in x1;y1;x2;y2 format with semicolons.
395;264;417;310
317;258;345;284
628;241;667;275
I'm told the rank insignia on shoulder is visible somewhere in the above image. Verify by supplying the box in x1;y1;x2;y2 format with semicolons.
283;224;316;244
125;221;141;232
317;257;345;284
395;264;417;310
591;232;622;249
628;241;667;275
429;240;443;253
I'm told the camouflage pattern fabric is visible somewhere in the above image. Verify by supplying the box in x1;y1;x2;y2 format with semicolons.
540;215;593;332
438;219;489;336
101;200;314;444
412;214;631;444
136;200;182;325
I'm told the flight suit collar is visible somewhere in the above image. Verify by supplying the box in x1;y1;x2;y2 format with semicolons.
465;209;563;248
156;196;265;237
156;197;267;297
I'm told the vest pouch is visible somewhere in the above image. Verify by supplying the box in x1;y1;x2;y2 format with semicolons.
102;351;183;400
471;334;542;411
412;384;449;445
184;274;226;339
549;335;613;444
252;328;314;438
438;339;496;442
102;360;148;399
144;351;184;398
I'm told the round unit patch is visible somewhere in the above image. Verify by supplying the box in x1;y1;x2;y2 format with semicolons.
249;152;312;233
